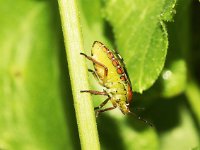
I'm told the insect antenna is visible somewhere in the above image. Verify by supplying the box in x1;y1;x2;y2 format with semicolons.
128;111;153;127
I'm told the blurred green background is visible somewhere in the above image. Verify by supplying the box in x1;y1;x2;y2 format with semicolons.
0;0;200;150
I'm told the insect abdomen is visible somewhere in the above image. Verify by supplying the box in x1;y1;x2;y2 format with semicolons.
91;41;127;83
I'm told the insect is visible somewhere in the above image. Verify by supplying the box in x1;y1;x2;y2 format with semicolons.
81;41;152;126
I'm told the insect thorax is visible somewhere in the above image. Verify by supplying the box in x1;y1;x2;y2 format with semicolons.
104;81;128;103
104;81;130;114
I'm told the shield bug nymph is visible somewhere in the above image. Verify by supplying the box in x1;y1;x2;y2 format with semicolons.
81;41;152;126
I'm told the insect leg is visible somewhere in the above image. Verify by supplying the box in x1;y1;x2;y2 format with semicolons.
80;90;108;95
94;97;110;110
95;104;117;117
80;53;108;85
88;69;103;85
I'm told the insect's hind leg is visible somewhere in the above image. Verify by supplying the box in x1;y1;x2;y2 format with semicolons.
95;104;117;117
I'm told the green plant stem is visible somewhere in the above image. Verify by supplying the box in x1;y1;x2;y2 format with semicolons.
57;0;100;149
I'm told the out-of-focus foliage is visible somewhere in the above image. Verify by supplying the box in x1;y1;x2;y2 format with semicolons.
0;1;79;150
0;0;200;149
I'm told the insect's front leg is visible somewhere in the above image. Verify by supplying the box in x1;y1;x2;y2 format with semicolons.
88;69;103;85
80;53;108;85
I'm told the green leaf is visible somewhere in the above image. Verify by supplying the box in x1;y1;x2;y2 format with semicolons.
104;0;176;93
160;0;177;21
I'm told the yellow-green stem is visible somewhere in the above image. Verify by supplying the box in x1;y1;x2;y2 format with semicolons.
57;0;100;149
